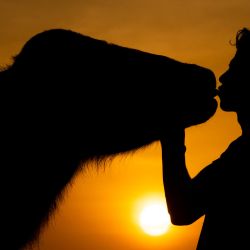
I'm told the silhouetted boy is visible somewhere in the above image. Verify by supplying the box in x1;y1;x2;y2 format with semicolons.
161;27;250;249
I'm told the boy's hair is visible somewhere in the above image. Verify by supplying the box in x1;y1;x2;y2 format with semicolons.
236;27;250;52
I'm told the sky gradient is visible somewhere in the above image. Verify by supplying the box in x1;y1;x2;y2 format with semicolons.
1;1;249;249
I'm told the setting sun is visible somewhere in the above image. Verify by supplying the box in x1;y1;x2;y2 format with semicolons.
138;199;171;236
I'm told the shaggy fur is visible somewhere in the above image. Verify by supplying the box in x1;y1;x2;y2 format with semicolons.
0;29;217;250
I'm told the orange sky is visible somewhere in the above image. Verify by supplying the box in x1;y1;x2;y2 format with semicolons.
1;1;249;249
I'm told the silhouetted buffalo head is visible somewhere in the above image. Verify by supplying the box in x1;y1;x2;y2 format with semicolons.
0;29;217;249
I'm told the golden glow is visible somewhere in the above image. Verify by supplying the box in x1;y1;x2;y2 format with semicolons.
0;1;248;249
135;196;171;236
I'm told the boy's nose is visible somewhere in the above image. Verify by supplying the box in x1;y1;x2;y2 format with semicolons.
219;71;227;84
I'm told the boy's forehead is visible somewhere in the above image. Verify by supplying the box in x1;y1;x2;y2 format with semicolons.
229;56;238;67
230;51;248;67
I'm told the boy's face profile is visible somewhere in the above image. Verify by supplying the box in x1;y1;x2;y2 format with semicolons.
218;48;249;112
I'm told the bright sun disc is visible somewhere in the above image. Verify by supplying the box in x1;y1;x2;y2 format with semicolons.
139;202;171;236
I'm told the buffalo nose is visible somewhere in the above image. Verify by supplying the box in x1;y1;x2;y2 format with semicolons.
202;68;217;88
